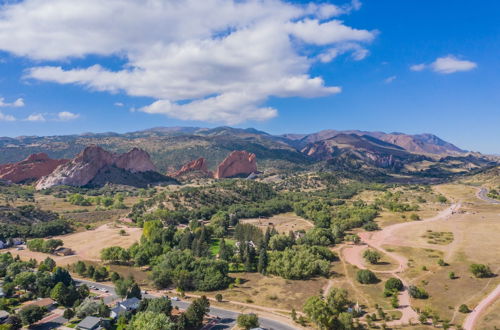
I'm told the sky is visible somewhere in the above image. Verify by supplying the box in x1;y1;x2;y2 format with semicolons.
0;0;498;153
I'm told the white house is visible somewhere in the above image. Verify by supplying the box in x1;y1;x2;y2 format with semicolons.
110;297;140;319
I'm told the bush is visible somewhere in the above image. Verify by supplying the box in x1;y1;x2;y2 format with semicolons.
470;264;493;278
458;304;470;313
408;285;429;299
385;278;403;292
363;222;379;231
363;249;381;264
356;269;378;284
410;213;420;221
237;313;260;330
215;294;223;302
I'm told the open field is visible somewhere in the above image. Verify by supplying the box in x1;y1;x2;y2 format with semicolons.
477;297;500;329
239;212;313;234
191;272;328;311
380;184;500;325
8;223;142;265
353;186;448;228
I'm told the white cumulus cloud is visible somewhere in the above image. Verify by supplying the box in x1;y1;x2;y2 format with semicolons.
0;111;15;121
0;97;24;107
57;111;80;121
26;113;46;122
410;56;477;74
431;55;477;74
0;0;375;124
410;63;426;72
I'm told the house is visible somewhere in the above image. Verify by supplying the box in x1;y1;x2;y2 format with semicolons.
0;310;9;323
22;298;56;311
0;241;5;249
76;316;103;330
234;240;256;249
110;297;140;319
54;247;73;256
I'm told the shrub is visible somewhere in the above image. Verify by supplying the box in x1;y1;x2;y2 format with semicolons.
363;249;381;264
408;285;429;299
385;278;403;292
356;269;378;284
237;313;259;330
459;304;470;313
215;294;223;302
470;264;493;278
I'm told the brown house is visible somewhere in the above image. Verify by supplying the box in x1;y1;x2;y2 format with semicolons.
54;247;74;256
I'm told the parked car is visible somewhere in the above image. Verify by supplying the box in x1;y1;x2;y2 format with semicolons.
171;297;180;301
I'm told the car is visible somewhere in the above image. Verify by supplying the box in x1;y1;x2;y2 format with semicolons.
171;297;180;301
99;288;108;293
141;290;148;294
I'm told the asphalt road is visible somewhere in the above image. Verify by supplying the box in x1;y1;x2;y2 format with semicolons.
75;279;297;330
477;187;500;204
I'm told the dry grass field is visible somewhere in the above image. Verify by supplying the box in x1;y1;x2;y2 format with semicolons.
9;223;142;265
477;298;500;329
380;184;500;325
191;272;328;311
353;186;448;228
239;213;313;234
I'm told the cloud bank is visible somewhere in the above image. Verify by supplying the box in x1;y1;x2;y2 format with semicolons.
0;0;375;124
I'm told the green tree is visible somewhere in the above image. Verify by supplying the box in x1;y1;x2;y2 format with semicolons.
129;311;175;330
74;261;86;276
385;278;403;291
185;296;210;328
470;264;493;278
237;313;260;330
303;288;353;330
363;249;381;264
19;305;46;325
356;269;378;284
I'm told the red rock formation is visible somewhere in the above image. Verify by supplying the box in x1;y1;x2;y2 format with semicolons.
214;151;257;179
0;153;68;184
35;145;157;189
169;157;211;178
114;148;156;173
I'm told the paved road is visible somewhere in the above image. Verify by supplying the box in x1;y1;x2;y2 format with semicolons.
477;187;500;204
75;279;297;330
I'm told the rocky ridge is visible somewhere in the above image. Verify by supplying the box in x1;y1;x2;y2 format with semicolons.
0;153;69;184
214;150;257;179
35;145;158;190
169;157;211;178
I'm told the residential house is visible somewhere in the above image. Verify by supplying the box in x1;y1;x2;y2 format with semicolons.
0;241;5;249
54;247;73;256
22;298;56;311
76;316;103;330
110;297;140;319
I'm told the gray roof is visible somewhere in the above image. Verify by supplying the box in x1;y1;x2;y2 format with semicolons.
119;297;140;309
77;316;101;329
0;310;9;318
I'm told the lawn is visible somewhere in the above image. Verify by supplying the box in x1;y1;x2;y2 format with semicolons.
210;238;235;257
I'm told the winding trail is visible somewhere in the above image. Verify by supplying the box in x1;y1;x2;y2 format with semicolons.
462;187;500;330
341;203;461;326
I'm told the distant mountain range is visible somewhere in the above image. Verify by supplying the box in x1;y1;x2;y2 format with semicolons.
0;126;494;179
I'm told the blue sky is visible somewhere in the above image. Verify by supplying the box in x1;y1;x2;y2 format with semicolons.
0;0;498;153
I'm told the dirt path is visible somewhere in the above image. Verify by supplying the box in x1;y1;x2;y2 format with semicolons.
460;187;500;329
341;203;461;326
463;283;500;330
